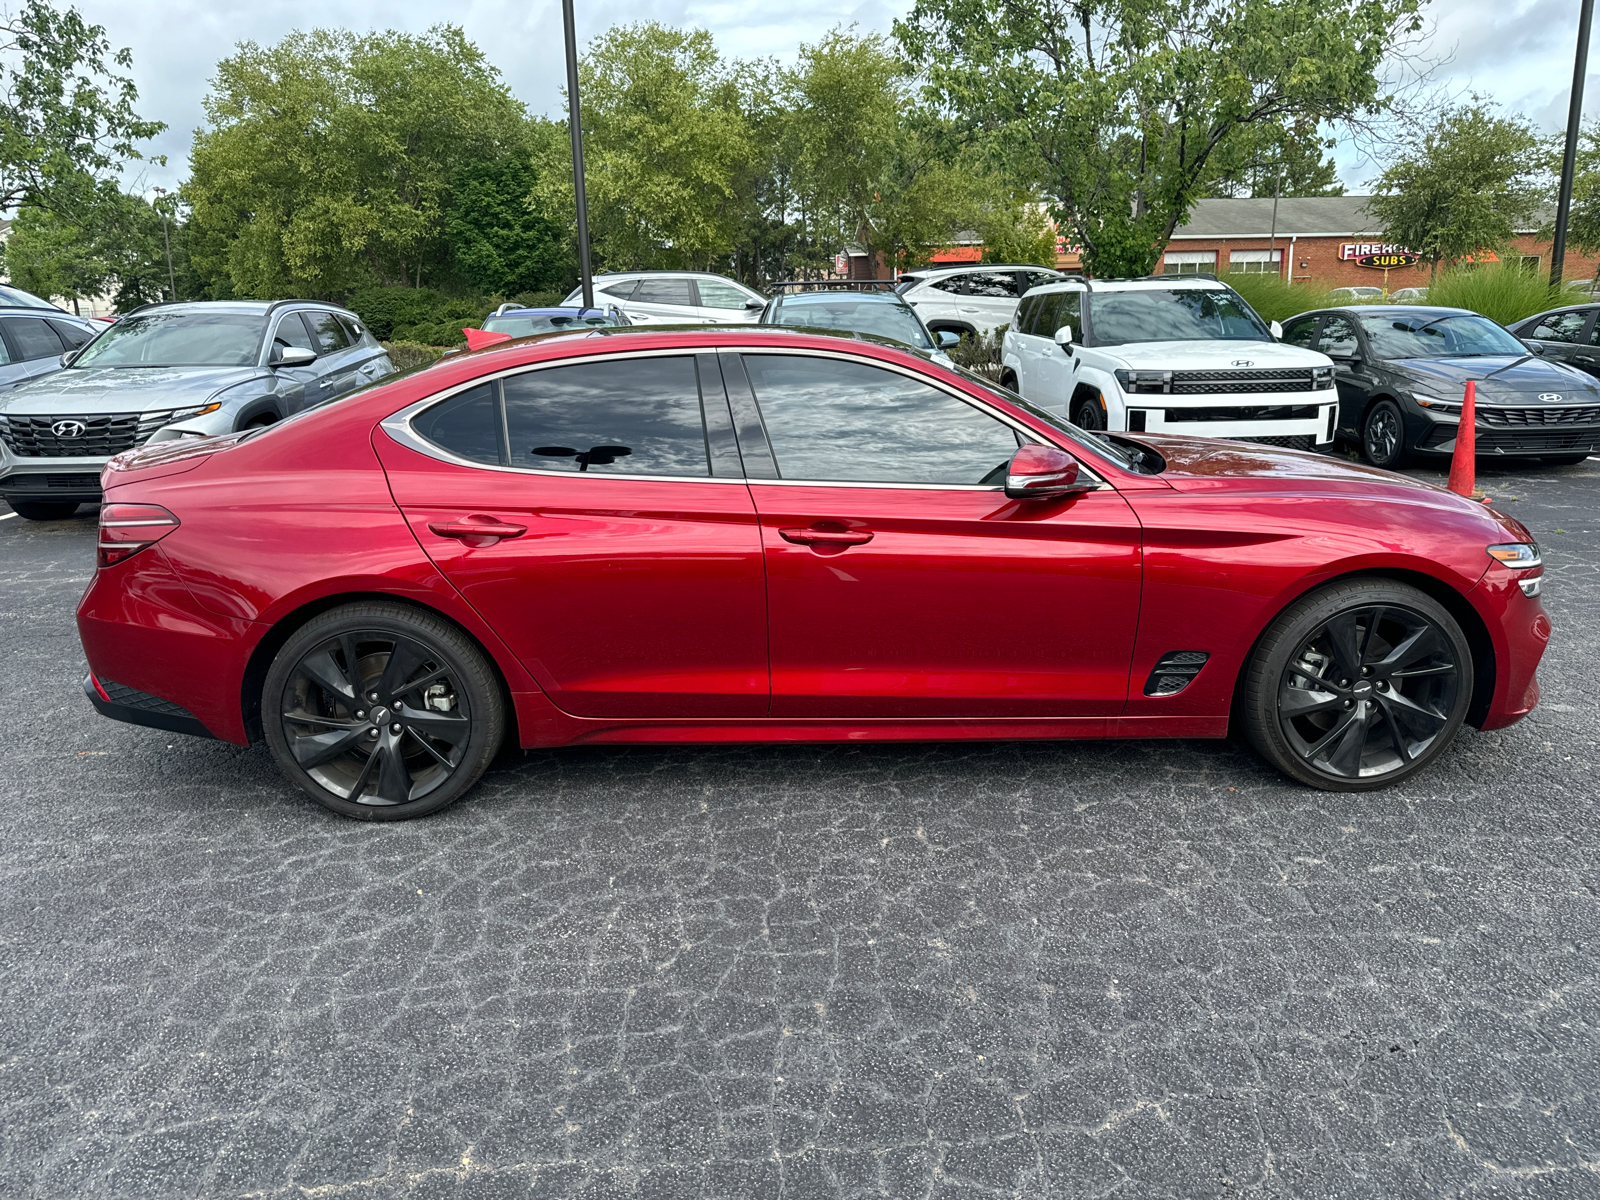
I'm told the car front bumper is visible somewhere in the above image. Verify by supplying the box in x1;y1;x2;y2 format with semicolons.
0;448;108;503
1415;415;1600;457
1120;396;1338;445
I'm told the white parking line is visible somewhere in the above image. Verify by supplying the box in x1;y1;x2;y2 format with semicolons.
0;512;15;521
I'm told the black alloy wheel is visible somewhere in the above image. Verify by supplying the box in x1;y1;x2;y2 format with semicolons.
262;602;503;820
1243;580;1472;791
1361;398;1407;469
1073;394;1106;431
7;500;80;521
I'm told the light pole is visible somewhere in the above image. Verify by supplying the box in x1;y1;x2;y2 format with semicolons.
1552;0;1596;288
562;0;594;309
153;186;176;300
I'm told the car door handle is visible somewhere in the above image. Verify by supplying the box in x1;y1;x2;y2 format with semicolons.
779;525;873;546
428;515;527;544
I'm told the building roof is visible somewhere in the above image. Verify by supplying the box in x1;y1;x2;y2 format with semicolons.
1171;195;1548;239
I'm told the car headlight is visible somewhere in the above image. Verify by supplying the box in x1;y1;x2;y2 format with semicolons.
168;402;222;421
1487;543;1541;568
1414;395;1462;414
1114;369;1171;394
1313;366;1335;389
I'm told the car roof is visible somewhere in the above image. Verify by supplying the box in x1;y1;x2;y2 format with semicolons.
0;305;84;317
490;306;611;316
777;290;908;304
593;270;742;280
1023;276;1232;295
903;263;1061;275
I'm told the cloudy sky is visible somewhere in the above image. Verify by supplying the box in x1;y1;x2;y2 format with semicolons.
67;0;1598;196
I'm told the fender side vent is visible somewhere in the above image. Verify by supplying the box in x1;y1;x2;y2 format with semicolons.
1144;651;1210;696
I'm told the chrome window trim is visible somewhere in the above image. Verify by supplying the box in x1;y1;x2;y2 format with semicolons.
380;343;1106;492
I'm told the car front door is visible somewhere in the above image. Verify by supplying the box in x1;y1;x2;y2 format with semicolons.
267;312;319;414
1316;313;1374;437
724;349;1142;718
376;350;769;718
303;310;363;399
693;278;764;324
1519;309;1593;374
624;277;697;324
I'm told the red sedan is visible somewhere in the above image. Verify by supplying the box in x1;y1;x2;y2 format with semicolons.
77;328;1549;819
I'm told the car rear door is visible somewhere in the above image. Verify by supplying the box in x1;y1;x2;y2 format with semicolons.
724;348;1142;718
376;350;769;718
623;278;697;325
0;316;69;387
304;310;364;399
693;278;763;324
954;270;1025;334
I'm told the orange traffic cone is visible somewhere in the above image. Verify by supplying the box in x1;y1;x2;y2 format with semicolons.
1447;380;1477;498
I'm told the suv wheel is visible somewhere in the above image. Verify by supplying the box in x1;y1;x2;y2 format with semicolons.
263;602;505;820
1073;393;1106;431
1242;579;1471;791
1361;399;1407;469
7;501;80;521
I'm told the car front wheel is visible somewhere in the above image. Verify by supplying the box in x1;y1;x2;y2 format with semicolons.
1361;399;1407;469
1073;394;1106;431
1242;579;1472;791
262;602;505;820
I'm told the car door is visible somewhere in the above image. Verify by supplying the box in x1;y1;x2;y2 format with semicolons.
692;277;764;325
1518;309;1592;373
956;270;1025;334
1030;290;1083;415
304;310;363;398
0;324;27;391
724;348;1142;718
376;350;769;718
624;277;697;324
0;316;69;387
1315;313;1373;437
336;314;393;387
267;312;319;414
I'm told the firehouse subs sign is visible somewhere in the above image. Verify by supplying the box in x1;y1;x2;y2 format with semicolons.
1339;243;1421;269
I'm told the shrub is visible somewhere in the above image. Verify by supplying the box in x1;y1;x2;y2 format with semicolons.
381;341;446;371
1424;262;1563;326
1222;271;1340;323
949;324;1006;379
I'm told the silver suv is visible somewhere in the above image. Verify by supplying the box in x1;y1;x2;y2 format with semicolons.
562;271;767;325
894;265;1066;338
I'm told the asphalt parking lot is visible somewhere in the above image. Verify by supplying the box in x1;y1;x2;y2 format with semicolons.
1;457;1597;1200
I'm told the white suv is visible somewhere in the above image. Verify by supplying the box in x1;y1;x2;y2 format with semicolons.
562;271;766;325
895;265;1065;338
1000;277;1338;450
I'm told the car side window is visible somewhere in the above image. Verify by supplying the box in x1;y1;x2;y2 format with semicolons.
1016;295;1041;335
929;276;965;294
1;316;66;361
632;279;694;306
963;271;1022;298
1315;315;1359;358
337;315;367;344
742;353;1020;486
1525;311;1587;342
697;280;754;310
47;319;94;349
307;311;352;354
503;356;710;477
273;313;317;355
414;383;505;465
0;331;11;364
1024;270;1060;291
599;280;639;300
1055;290;1082;336
1282;316;1319;348
1032;293;1064;338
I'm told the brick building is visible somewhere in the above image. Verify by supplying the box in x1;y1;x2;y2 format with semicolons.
1160;196;1600;289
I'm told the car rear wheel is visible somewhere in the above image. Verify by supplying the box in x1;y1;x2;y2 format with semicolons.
7;501;80;521
262;602;505;820
1242;579;1472;791
1361;399;1407;469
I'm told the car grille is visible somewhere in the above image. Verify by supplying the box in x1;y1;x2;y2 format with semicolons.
1421;425;1600;453
1164;405;1320;423
0;472;101;492
0;410;180;458
1477;405;1600;426
1171;369;1316;394
1240;434;1316;451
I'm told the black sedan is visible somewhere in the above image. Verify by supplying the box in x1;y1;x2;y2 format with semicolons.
1508;303;1600;380
1280;305;1600;469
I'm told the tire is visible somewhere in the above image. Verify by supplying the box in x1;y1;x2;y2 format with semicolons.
7;500;80;521
1541;454;1591;466
1242;579;1472;791
1073;393;1106;431
262;602;505;820
244;413;277;430
1361;399;1407;469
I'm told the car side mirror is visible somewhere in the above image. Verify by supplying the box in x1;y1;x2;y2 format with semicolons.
273;345;317;367
1269;320;1284;340
937;331;960;349
1053;324;1075;355
745;298;766;311
59;349;78;368
1004;444;1091;500
1523;339;1546;355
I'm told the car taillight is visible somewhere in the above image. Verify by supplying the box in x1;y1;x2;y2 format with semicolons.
98;503;180;568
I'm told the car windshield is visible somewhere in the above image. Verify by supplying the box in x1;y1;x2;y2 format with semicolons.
774;298;932;348
1089;288;1270;345
1361;313;1528;359
947;363;1157;473
0;284;57;310
483;311;620;336
71;311;263;367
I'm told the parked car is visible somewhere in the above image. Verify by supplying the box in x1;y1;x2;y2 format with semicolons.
0;305;100;393
760;287;957;365
894;264;1066;338
1389;287;1429;303
1280;305;1600;469
1507;303;1600;380
1000;276;1338;449
481;305;630;337
79;325;1546;818
1327;286;1385;302
0;300;392;520
561;272;766;325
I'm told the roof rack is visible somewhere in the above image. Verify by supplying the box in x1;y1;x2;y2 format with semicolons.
769;280;897;293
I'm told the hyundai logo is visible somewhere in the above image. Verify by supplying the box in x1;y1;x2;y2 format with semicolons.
51;419;87;439
1231;359;1255;367
1539;392;1563;402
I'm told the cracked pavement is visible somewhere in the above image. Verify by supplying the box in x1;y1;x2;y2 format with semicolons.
0;457;1596;1199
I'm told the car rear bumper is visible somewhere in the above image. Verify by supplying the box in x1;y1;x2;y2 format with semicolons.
83;671;215;740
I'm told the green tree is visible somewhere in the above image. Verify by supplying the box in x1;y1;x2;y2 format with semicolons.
1368;102;1546;278
1552;121;1600;257
896;0;1420;276
445;134;573;295
186;25;528;298
3;183;168;309
1201;122;1344;199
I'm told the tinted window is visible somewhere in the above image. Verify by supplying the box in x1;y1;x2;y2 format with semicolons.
272;313;316;355
1056;290;1082;336
1530;311;1587;342
929;276;964;294
503;356;709;477
1031;292;1064;338
2;317;65;361
1316;315;1359;357
47;319;93;349
632;279;694;306
1016;295;1042;335
1024;270;1061;290
963;271;1021;298
599;280;639;300
414;383;504;465
1282;316;1319;348
337;314;367;344
698;280;755;310
743;354;1019;485
307;311;352;354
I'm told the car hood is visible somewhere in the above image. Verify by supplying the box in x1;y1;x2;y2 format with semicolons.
1385;355;1600;403
0;366;265;414
1098;340;1331;369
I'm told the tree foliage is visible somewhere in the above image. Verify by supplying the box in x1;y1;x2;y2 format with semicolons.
2;183;169;308
1556;122;1600;257
896;0;1420;276
446;134;571;295
1367;103;1546;276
